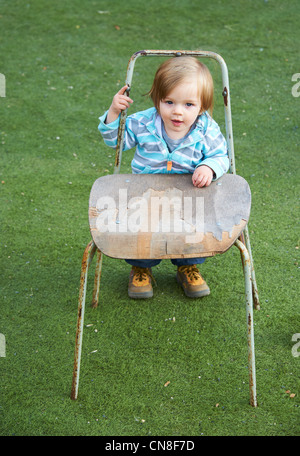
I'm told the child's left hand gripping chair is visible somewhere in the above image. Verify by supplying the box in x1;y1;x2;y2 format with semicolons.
70;50;260;407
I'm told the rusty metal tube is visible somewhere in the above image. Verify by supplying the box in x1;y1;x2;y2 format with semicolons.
243;225;260;309
238;228;260;310
92;249;103;309
71;240;97;400
235;238;258;407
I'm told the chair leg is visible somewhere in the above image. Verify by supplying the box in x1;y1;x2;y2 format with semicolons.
92;249;103;309
71;240;97;400
239;226;260;310
235;239;258;407
243;226;260;310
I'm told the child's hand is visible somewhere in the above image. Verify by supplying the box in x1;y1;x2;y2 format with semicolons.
106;85;133;124
192;165;214;188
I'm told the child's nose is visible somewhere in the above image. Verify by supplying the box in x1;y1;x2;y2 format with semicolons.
173;104;183;115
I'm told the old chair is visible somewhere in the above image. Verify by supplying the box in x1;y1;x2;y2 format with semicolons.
71;50;260;407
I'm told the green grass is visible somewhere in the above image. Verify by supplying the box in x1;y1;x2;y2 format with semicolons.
1;0;299;436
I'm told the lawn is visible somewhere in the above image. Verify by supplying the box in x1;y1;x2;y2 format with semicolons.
0;0;299;437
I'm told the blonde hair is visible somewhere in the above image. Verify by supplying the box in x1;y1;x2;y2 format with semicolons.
148;56;214;115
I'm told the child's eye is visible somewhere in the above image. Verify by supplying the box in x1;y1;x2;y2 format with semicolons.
186;103;194;107
165;100;173;105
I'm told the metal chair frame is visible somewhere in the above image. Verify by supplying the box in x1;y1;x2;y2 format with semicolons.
71;50;260;407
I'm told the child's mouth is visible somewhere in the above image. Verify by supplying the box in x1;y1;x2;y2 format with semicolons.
171;119;183;126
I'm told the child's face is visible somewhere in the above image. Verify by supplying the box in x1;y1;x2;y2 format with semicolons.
159;78;201;140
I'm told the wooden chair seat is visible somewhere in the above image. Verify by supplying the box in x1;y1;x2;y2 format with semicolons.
89;173;251;259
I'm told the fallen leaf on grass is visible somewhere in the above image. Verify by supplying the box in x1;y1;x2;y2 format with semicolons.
285;390;296;398
164;381;170;387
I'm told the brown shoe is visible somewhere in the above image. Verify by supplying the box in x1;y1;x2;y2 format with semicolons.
128;266;154;299
176;265;210;298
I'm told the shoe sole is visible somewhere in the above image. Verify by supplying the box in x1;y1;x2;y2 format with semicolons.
128;290;153;299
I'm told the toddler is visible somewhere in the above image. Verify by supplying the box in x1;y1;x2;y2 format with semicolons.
98;56;229;299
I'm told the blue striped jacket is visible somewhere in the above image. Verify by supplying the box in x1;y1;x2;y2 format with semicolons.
98;107;229;179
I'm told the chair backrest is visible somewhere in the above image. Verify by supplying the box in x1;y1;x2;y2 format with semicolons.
113;50;236;175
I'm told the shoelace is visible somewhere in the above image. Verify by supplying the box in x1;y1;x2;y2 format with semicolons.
132;267;157;285
179;265;201;281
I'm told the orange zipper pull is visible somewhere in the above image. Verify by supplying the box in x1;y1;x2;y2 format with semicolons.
167;160;172;171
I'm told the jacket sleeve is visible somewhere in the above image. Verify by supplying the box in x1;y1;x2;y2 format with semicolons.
197;116;229;180
98;111;137;151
